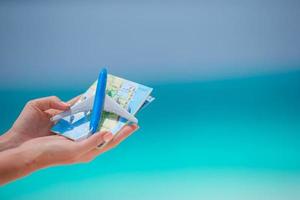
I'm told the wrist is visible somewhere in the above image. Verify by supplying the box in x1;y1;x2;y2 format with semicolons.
0;130;23;151
18;143;49;172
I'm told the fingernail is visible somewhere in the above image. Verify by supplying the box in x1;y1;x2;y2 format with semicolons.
103;132;113;143
128;121;136;125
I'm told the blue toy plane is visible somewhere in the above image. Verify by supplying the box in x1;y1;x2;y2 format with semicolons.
51;69;138;133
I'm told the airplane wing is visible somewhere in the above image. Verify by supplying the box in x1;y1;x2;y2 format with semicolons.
51;94;138;123
104;95;138;123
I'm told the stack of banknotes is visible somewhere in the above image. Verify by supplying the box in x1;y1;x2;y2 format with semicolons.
51;74;154;141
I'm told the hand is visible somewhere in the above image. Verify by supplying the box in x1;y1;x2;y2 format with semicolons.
0;96;139;185
6;95;138;163
18;124;138;168
0;124;138;185
0;96;71;150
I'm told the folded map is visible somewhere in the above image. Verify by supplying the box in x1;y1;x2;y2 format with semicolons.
51;74;154;141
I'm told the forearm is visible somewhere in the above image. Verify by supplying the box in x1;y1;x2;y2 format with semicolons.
0;145;43;185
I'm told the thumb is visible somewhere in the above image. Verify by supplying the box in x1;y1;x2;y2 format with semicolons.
78;131;113;153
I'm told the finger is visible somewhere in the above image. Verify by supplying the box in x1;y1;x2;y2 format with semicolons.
94;124;139;153
67;95;81;106
45;95;81;117
111;124;139;145
78;131;113;153
77;149;100;163
29;96;70;111
80;124;139;160
45;109;63;117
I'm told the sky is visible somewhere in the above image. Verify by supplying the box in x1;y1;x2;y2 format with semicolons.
0;0;300;88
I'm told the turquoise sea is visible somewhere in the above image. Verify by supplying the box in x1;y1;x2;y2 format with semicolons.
1;70;300;199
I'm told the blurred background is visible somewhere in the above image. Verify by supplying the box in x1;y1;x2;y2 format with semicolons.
0;0;300;199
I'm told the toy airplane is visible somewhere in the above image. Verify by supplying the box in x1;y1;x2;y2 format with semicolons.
51;68;138;133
